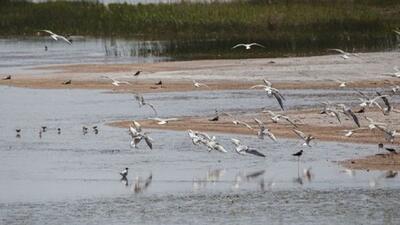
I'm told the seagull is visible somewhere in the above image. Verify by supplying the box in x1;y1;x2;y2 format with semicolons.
263;110;297;127
188;129;204;146
357;91;390;109
232;43;265;50
327;48;358;59
62;79;72;85
320;102;341;123
375;125;400;143
365;116;387;130
254;118;277;142
334;79;348;88
251;82;285;110
292;129;315;147
128;122;153;150
120;168;128;179
193;80;209;88
101;76;131;87
150;117;179;125
222;112;253;130
134;93;158;115
231;138;265;157
342;128;368;137
2;75;11;80
40;30;72;45
382;67;400;78
375;91;391;114
337;104;360;127
195;132;226;153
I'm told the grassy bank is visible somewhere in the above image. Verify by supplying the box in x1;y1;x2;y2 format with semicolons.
1;0;399;59
1;0;399;39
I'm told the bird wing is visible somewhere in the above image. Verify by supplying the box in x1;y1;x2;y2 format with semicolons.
250;84;267;89
144;103;158;115
231;138;241;146
272;92;285;111
40;29;55;35
394;30;400;36
293;129;307;140
249;43;265;48
132;120;142;132
347;110;361;127
246;149;266;157
232;44;246;49
57;35;72;45
265;130;277;142
263;79;272;87
254;118;264;128
238;121;254;130
144;135;153;150
327;48;346;54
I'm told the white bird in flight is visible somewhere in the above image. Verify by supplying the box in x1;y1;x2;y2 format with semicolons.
292;129;315;147
231;138;266;157
327;48;358;59
40;30;72;45
232;43;265;50
193;80;209;88
134;93;158;115
150;117;179;125
101;76;131;86
382;67;400;78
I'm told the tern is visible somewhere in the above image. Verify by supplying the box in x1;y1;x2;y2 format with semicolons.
338;104;360;127
120;168;128;179
254;118;277;142
195;132;227;153
375;91;391;114
101;76;130;86
188;130;204;146
263;110;297;127
231;138;265;157
129;121;153;149
40;30;72;45
292;129;314;147
150;117;179;125
327;48;358;59
232;43;265;50
134;93;158;115
193;80;209;88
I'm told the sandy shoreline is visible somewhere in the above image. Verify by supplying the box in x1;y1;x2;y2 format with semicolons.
4;52;400;171
2;52;400;92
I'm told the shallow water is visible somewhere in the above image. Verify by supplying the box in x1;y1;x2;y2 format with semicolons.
1;86;399;224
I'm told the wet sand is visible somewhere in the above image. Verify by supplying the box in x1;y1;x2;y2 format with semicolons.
2;52;400;92
341;154;400;171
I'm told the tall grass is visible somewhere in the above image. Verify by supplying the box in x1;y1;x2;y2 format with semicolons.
0;0;399;39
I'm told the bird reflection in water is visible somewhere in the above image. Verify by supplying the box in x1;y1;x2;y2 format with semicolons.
192;169;225;190
132;174;153;194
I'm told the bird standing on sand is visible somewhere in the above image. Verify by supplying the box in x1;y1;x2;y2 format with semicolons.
209;109;219;121
232;43;265;50
2;75;11;80
40;30;72;45
62;80;72;85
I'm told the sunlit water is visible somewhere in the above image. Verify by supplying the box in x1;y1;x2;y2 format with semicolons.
1;86;399;224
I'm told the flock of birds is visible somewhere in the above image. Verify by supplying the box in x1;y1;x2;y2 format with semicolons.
5;28;400;190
